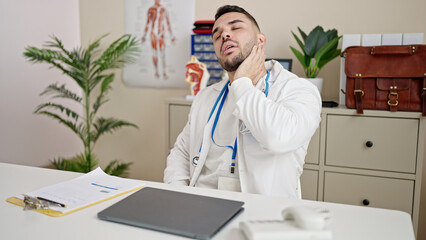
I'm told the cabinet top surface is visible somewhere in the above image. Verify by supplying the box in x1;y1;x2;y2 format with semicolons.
166;97;425;119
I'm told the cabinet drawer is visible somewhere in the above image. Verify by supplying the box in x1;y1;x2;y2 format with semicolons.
168;104;191;148
323;172;414;214
325;115;418;173
305;127;320;164
300;169;318;200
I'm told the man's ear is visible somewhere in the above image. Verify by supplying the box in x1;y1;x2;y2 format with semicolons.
257;33;266;46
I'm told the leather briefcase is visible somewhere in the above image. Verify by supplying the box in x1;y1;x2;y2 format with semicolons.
343;45;426;116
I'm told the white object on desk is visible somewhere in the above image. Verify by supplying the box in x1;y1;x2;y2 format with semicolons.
281;206;331;231
240;220;331;240
240;206;332;240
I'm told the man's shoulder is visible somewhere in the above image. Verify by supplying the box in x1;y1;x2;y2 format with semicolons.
267;60;297;80
267;62;319;96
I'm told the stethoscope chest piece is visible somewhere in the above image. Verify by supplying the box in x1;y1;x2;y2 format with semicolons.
192;156;199;166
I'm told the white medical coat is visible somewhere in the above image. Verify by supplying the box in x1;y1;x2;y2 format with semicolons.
164;60;322;199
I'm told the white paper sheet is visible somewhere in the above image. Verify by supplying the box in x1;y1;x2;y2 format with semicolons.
18;167;144;213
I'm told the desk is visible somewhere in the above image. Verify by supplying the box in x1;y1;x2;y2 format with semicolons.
0;163;415;240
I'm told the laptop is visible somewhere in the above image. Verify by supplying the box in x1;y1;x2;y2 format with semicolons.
98;187;244;240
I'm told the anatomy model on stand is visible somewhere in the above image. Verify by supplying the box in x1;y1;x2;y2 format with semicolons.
185;56;209;98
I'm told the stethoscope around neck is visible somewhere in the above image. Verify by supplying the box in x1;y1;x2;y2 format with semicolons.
192;71;270;167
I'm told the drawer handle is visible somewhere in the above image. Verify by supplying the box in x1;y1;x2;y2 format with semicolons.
362;199;370;206
365;141;373;148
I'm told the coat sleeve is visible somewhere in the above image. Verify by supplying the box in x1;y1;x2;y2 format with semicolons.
229;77;321;153
163;119;191;185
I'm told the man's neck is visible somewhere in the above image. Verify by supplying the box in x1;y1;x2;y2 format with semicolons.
228;67;267;85
228;71;236;83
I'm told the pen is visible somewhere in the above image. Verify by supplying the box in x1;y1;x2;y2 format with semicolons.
36;197;67;208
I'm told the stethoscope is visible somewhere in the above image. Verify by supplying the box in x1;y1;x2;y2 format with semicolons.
192;70;271;173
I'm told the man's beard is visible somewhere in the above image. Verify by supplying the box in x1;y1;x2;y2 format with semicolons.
220;38;256;72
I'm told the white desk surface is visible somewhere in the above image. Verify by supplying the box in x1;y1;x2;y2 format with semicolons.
0;162;415;240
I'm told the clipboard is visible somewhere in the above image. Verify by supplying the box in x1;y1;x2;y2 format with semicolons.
6;167;144;217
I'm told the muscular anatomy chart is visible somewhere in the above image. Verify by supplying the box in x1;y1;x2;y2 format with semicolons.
141;0;175;80
124;0;194;88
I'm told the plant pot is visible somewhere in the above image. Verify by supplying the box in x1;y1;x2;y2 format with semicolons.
306;77;323;93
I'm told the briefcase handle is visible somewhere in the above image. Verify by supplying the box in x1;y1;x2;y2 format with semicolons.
370;45;416;55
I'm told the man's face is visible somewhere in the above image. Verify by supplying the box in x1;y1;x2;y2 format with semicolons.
212;12;259;72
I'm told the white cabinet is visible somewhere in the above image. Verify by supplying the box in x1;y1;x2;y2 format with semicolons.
166;98;425;236
325;115;417;173
300;169;319;200
167;103;191;149
323;172;414;214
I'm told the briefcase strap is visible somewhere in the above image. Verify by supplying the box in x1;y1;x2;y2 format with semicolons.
370;45;415;55
388;87;399;112
354;75;364;114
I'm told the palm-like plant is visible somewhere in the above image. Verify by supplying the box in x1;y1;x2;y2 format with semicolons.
290;26;342;78
23;34;139;176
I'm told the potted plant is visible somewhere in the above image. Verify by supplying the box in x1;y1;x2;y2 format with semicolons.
23;34;139;176
290;26;342;92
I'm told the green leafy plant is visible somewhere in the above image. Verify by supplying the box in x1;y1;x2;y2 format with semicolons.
23;34;139;176
290;26;342;78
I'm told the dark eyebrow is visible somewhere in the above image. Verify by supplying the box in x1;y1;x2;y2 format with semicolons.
212;19;245;36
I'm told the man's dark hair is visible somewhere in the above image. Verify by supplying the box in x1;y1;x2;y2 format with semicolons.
214;5;260;32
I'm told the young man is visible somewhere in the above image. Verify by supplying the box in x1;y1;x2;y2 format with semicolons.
164;5;321;199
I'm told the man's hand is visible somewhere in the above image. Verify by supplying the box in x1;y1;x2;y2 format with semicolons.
233;43;266;85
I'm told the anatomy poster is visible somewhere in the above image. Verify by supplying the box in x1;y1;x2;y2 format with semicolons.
124;0;194;88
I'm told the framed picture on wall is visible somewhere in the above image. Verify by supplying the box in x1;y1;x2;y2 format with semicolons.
266;58;292;72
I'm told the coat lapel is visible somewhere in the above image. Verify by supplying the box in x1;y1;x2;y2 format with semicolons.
188;80;227;186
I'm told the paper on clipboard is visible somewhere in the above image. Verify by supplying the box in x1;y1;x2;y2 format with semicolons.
7;167;144;216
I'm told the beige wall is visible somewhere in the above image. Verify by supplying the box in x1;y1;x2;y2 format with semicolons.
0;0;82;167
80;1;426;238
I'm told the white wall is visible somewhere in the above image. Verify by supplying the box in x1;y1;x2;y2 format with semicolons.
0;0;82;167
